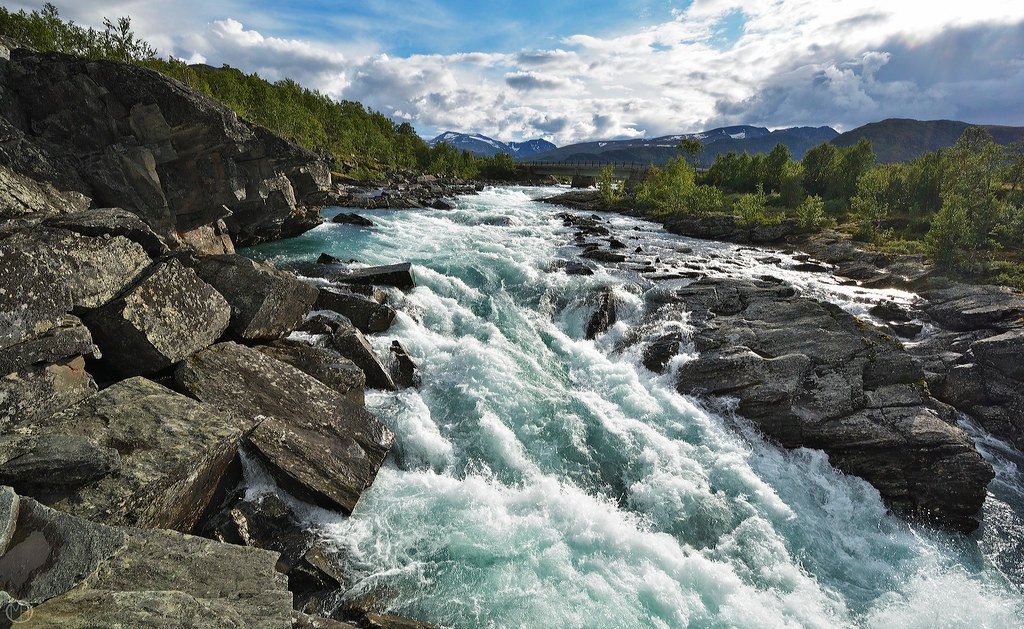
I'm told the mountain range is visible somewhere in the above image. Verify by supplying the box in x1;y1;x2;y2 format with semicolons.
435;118;1024;166
428;132;556;159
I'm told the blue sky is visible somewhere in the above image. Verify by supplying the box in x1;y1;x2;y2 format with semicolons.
9;1;1024;145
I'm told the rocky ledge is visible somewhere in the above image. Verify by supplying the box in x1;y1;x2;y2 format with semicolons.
313;171;482;211
555;210;1016;533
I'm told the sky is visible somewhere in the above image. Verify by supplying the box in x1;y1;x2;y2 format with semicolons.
9;1;1024;145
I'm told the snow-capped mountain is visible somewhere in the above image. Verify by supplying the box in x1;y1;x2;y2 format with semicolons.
429;132;556;159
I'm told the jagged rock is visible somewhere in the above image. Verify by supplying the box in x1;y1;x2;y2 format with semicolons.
0;49;330;245
46;207;168;257
0;434;120;492
428;199;454;210
972;329;1024;381
255;339;366;406
0;163;90;235
870;300;913;322
585;288;617;339
0;356;97;428
84;258;231;376
921;285;1024;331
0;315;96;377
316;289;396;333
670;276;992;532
176;217;236;255
3;377;244;531
175;342;394;514
332;213;374;227
318;252;343;265
0;232;73;353
563;261;594;276
387;341;420;388
184;254;318;340
327;317;398;391
0;486;16;554
0;496;293;626
35;228;151;309
336;263;415;289
642;331;683;372
608;237;627;249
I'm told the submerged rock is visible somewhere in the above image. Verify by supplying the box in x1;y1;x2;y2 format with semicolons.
387;340;420;388
175;342;394;514
84;258;231;377
585;288;617;340
331;213;375;227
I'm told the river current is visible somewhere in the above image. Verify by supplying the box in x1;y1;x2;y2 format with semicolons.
248;186;1024;628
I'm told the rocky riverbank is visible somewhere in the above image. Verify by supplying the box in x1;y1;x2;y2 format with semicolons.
554;210;1024;533
0;43;437;627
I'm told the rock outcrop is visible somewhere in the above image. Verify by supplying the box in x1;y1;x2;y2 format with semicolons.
255;339;366;406
0;49;330;246
315;289;396;334
175;342;394;514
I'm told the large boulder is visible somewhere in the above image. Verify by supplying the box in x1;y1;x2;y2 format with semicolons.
921;285;1024;332
0;314;96;379
667;277;993;532
585;287;617;339
0;356;97;428
0;49;330;246
175;342;394;514
0;163;90;236
84;258;231;376
46;207;168;257
316;288;396;334
255;340;366;406
0;495;293;627
321;316;398;391
336;263;415;289
184;254;318;340
1;377;245;532
35;229;152;310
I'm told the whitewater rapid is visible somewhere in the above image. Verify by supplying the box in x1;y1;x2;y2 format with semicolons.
249;186;1024;628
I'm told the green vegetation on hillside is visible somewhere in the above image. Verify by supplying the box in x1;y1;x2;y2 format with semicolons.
0;3;527;180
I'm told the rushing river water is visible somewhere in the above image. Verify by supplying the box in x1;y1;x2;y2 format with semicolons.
249;186;1024;629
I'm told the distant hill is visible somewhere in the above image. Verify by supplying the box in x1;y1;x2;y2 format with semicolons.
831;119;1024;163
527;125;838;166
428;132;556;159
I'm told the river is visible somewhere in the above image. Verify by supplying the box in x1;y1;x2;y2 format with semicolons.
248;186;1024;629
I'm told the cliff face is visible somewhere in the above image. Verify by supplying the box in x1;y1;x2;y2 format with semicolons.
0;48;330;247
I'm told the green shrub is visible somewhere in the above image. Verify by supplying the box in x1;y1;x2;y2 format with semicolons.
685;184;724;217
636;157;697;216
735;185;781;227
795;195;828;232
597;165;624;207
926;194;977;269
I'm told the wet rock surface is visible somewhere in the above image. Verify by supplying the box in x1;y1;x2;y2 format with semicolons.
255;339;366;406
316;288;397;334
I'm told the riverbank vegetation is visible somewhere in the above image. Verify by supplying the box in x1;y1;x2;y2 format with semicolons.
0;3;530;181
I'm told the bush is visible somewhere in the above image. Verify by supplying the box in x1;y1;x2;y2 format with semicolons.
636;157;697;216
795;195;828;232
597;165;624;207
926;195;977;270
735;185;781;227
686;184;725;216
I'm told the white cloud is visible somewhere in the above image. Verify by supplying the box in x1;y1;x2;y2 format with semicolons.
10;0;1024;144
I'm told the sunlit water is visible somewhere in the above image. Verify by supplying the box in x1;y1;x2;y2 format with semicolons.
248;187;1024;628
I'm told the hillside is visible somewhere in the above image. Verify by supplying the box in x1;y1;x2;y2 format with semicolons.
428;131;556;159
832;118;1024;162
530;125;837;166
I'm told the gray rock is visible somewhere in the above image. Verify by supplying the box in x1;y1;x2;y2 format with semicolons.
175;342;394;514
185;254;318;340
922;285;1024;331
0;232;73;354
670;276;992;532
0;356;97;429
84;259;231;377
255;339;366;406
971;329;1024;381
0;497;293;627
46;207;168;257
0;315;96;377
328;318;398;391
387;341;420;389
5;377;245;532
337;263;415;289
581;249;627;263
0;163;90;235
316;288;396;334
0;434;120;492
585;288;617;340
0;487;17;555
331;213;374;227
39;229;152;310
1;49;330;246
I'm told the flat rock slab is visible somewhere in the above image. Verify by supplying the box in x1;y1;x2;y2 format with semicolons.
3;377;243;532
922;285;1024;331
667;276;993;533
255;339;365;406
85;258;230;377
316;288;396;333
186;254;318;340
0;315;97;377
328;318;398;391
175;342;394;514
0;496;292;627
338;262;415;289
47;207;168;257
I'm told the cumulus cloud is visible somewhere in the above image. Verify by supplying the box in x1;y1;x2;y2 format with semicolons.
11;0;1024;143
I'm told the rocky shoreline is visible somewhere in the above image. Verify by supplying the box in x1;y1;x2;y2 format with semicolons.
554;208;1024;533
0;44;438;627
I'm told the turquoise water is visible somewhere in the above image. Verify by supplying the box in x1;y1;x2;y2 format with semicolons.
249;187;1024;628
